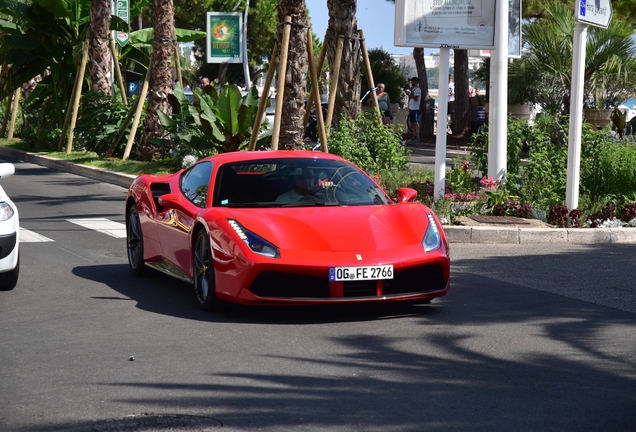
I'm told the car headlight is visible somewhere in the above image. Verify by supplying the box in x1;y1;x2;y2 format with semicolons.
228;219;280;258
0;202;15;221
422;213;441;252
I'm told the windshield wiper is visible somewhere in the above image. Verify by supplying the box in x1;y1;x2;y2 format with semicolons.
281;201;340;207
223;202;267;208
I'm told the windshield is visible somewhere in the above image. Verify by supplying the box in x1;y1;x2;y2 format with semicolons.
213;158;392;208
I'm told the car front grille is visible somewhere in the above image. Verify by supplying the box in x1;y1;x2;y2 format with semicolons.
383;264;447;295
249;272;330;298
249;263;447;300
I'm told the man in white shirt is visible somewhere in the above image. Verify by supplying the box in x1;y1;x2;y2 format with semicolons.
276;168;317;202
448;74;455;102
407;77;421;141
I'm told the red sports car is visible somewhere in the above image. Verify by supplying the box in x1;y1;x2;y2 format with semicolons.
125;151;450;310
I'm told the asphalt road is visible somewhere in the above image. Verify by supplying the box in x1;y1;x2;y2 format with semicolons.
1;159;635;432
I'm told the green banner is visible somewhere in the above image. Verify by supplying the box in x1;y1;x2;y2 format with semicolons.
206;12;243;63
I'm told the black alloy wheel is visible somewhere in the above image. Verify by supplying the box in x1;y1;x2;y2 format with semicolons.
127;205;146;276
193;229;220;310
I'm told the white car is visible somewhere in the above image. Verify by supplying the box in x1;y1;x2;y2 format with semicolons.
0;163;19;291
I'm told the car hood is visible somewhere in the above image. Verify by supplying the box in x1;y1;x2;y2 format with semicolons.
224;204;432;252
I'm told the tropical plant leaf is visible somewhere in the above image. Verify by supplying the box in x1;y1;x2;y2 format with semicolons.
217;85;242;136
157;110;177;131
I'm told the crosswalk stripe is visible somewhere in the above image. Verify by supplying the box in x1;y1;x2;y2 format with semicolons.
20;228;55;243
67;218;127;238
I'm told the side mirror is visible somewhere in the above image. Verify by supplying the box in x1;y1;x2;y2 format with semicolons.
0;163;15;179
158;193;189;213
396;187;417;203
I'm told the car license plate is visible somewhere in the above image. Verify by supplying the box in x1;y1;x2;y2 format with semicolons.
328;265;393;281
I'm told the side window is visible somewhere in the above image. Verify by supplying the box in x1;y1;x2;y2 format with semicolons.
180;162;212;207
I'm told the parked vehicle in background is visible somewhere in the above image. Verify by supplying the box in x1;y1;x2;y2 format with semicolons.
0;163;20;291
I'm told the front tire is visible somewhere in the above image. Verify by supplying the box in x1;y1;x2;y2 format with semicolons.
127;205;146;276
193;229;220;310
0;252;19;291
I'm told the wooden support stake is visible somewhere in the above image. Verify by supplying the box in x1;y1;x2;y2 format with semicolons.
174;41;183;88
110;38;128;106
271;16;292;151
359;29;382;125
66;33;90;154
248;43;279;151
58;73;80;151
7;88;20;139
303;40;327;131
104;96;141;158
122;64;151;160
324;36;344;135
306;27;327;152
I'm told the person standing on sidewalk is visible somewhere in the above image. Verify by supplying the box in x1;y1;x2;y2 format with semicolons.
408;77;421;141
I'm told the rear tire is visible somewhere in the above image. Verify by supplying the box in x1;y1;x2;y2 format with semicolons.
127;205;146;276
0;252;19;291
193;229;220;311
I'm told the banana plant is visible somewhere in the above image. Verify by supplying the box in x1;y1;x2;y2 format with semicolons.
150;82;271;154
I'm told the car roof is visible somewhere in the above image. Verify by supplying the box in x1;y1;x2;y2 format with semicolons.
199;150;347;165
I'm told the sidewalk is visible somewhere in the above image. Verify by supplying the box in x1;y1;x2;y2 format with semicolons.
1;144;634;245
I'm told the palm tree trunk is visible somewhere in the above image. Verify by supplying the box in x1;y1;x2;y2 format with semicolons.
453;50;471;136
89;0;112;94
326;0;360;123
138;0;176;161
413;47;433;138
277;0;308;150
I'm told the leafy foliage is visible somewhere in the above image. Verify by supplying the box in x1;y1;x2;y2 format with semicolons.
327;112;410;173
579;128;636;200
74;92;145;158
150;82;266;156
0;0;90;127
360;48;408;105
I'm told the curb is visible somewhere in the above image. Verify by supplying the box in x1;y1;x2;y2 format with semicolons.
443;225;636;244
0;145;136;189
1;145;634;245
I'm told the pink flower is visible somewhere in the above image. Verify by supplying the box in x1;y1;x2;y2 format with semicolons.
480;176;497;190
462;160;470;172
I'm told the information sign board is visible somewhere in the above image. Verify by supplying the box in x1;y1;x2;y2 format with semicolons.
206;12;243;63
394;0;496;50
576;0;612;29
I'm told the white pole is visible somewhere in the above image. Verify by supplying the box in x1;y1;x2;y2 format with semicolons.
488;0;509;181
566;23;587;210
242;6;251;90
434;48;450;201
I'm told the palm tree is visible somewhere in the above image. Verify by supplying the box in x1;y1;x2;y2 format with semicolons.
138;0;177;161
522;0;636;113
277;0;307;150
452;49;470;136
0;0;89;143
89;0;112;94
412;47;433;138
325;0;360;123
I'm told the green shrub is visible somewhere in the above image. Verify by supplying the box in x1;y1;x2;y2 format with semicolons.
378;164;434;200
328;111;410;173
74;92;143;157
518;115;569;211
580;130;636;200
0;96;23;137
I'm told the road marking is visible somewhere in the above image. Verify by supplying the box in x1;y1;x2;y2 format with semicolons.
20;228;55;243
67;218;127;238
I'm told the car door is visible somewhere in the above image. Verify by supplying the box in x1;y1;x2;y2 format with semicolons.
156;161;213;275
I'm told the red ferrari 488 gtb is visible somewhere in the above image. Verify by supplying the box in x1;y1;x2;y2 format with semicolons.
125;151;450;310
